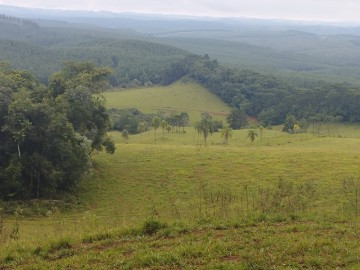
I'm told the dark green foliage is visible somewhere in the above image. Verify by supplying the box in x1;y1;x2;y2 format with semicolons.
282;115;297;133
166;112;189;133
109;108;151;134
227;108;248;129
162;54;201;85
0;62;114;199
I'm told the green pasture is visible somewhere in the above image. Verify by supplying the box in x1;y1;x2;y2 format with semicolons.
103;81;231;123
1;124;360;269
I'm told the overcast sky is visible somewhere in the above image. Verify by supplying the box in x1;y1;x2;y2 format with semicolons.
0;0;359;22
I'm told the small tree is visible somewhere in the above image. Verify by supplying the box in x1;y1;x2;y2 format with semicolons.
221;124;233;145
151;116;161;144
258;125;264;138
161;120;168;136
293;124;300;134
227;108;247;129
166;125;172;134
247;129;258;143
282;115;296;133
195;113;215;146
121;129;129;141
137;122;146;142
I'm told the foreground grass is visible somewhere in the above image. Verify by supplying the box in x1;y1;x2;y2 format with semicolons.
1;126;360;269
1;219;359;269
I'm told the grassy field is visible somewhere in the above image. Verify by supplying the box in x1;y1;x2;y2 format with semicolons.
1;124;360;269
1;125;360;269
103;81;231;123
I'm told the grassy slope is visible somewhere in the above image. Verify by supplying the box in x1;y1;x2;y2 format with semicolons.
103;81;231;123
2;80;360;268
1;126;360;269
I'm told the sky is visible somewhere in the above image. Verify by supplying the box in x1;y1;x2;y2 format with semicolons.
0;0;359;22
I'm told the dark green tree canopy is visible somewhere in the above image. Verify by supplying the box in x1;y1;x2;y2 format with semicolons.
0;62;115;200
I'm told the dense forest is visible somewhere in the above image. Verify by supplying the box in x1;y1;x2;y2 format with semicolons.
0;14;188;85
0;62;115;200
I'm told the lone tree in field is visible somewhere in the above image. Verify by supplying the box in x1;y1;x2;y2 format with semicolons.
247;129;258;143
221;124;233;145
121;129;129;141
137;122;146;142
195;112;215;146
258;125;264;138
151;116;161;144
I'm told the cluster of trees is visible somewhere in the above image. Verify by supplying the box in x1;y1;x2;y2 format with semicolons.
0;61;115;200
110;109;191;134
108;108;152;134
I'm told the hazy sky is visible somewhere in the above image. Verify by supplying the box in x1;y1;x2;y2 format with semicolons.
0;0;359;22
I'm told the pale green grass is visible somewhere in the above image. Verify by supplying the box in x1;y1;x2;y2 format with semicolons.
103;81;231;123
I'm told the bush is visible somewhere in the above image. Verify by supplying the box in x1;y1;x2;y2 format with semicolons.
142;219;167;235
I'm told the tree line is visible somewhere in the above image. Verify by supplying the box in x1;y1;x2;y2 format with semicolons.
0;61;115;200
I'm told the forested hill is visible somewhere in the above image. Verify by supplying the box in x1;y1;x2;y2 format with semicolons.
0;14;188;85
163;54;360;126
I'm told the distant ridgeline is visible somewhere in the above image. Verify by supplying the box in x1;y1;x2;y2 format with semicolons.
0;14;187;85
0;13;39;28
163;54;360;125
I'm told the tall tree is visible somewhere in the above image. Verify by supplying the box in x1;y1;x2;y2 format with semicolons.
161;120;168;136
121;129;129;141
221;124;233;145
247;130;258;143
195;113;215;146
151;116;161;144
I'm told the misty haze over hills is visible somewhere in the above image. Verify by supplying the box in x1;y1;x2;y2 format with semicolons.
2;4;360;86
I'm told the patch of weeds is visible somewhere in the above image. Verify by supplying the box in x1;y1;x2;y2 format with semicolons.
48;238;72;252
142;219;168;235
271;214;288;223
178;245;204;259
214;224;229;230
137;252;182;268
158;227;173;237
3;254;15;263
82;231;113;243
34;237;73;259
244;261;265;270
256;213;267;222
